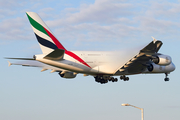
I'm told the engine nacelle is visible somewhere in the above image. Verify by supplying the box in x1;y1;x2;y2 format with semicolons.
152;54;172;65
147;63;175;73
59;72;77;79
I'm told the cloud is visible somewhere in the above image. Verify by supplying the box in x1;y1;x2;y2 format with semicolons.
45;0;180;44
0;17;33;41
144;1;180;19
1;0;180;47
45;0;134;26
64;0;133;24
167;105;180;109
135;16;179;35
0;9;16;19
0;0;54;41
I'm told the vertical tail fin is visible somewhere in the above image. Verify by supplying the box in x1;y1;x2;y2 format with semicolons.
26;12;91;68
26;12;66;54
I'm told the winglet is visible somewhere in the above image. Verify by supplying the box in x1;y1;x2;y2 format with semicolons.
152;36;157;43
8;61;12;67
140;37;163;53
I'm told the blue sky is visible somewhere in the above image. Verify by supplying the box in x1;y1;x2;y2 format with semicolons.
0;0;180;120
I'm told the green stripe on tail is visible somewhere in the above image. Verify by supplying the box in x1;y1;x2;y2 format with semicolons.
26;13;49;37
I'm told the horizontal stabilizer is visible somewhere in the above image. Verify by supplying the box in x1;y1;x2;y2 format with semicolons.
44;49;65;60
5;57;35;60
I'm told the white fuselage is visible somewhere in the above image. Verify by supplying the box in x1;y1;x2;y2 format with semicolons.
35;50;175;76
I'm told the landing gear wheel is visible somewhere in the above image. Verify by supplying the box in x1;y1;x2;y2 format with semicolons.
120;75;129;81
164;73;170;82
112;78;115;82
164;78;169;81
126;77;129;81
94;76;119;84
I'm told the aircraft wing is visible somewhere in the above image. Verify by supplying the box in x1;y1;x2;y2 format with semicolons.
7;60;69;73
115;38;163;74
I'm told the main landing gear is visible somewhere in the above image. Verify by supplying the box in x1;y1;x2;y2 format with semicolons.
164;73;170;81
94;75;130;84
120;75;129;81
94;73;170;83
94;76;118;84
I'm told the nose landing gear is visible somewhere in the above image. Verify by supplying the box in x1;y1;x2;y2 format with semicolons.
164;73;169;81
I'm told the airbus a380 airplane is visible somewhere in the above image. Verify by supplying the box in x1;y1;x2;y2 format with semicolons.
6;12;175;84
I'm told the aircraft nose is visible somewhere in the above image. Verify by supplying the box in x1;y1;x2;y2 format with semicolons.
172;62;176;71
169;62;176;72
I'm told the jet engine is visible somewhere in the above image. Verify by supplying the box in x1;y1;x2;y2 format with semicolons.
58;72;77;78
147;63;175;73
152;54;172;65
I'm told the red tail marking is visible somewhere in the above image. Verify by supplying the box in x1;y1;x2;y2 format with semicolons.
43;27;66;50
43;27;91;68
65;51;91;68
